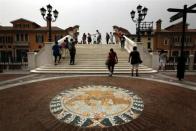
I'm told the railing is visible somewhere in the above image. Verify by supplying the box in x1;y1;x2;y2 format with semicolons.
123;36;159;69
165;56;191;70
0;57;28;71
124;36;137;53
174;42;194;47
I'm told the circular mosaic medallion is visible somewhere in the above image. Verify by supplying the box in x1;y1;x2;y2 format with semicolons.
50;85;144;128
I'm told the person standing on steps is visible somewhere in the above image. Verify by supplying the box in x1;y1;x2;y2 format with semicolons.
61;38;69;59
87;33;92;44
96;30;102;44
106;48;118;77
128;46;142;76
68;38;76;65
110;32;114;44
120;34;126;48
106;32;110;44
52;41;60;65
82;33;87;44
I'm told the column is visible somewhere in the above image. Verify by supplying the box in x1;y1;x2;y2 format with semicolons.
189;54;194;71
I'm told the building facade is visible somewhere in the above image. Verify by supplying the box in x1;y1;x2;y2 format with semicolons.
154;19;196;62
113;20;196;63
0;18;79;63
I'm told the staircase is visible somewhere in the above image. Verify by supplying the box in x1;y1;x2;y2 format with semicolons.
31;44;157;74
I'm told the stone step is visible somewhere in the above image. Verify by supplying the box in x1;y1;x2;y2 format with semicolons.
31;70;157;74
40;66;150;69
31;44;157;74
40;66;151;70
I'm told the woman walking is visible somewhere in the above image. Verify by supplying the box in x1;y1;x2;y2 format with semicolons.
106;48;118;76
128;46;142;76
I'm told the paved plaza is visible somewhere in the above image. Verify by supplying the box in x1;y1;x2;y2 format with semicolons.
0;72;196;131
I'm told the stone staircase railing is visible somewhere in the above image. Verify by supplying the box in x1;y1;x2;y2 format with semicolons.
123;36;159;70
28;42;53;69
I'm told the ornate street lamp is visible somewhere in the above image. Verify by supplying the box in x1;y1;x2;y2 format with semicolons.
130;5;148;42
40;4;58;42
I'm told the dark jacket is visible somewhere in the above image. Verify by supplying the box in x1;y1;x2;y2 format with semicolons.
108;52;117;65
52;44;60;56
129;51;141;64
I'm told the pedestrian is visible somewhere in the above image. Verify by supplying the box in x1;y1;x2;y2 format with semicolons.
96;30;102;44
52;41;60;65
110;32;114;44
61;38;69;59
58;45;62;63
68;38;76;65
106;48;118;76
128;46;142;76
87;33;92;44
106;32;110;44
82;33;87;44
159;50;167;71
120;34;125;48
93;35;96;44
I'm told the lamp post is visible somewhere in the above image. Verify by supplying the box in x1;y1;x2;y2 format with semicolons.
40;4;58;42
130;5;148;42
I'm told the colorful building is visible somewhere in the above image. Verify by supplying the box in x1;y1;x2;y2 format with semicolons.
153;19;196;61
0;18;79;62
113;20;196;63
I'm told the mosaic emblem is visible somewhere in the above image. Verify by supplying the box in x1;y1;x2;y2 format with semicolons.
50;85;144;128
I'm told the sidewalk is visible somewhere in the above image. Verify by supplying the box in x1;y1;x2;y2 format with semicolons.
0;73;196;131
0;75;195;131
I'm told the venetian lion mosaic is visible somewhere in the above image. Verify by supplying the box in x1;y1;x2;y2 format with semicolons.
50;85;144;128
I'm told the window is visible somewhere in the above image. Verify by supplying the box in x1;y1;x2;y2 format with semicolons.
25;34;28;41
164;39;168;45
36;34;44;43
16;34;20;42
184;51;189;57
172;51;178;57
2;37;5;43
174;36;181;42
147;42;151;49
21;34;24;41
0;36;2;43
0;36;13;44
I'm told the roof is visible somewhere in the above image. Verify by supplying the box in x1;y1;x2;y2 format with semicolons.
0;26;13;31
35;26;64;31
73;25;79;28
113;25;131;36
10;18;41;27
65;25;80;32
164;21;188;31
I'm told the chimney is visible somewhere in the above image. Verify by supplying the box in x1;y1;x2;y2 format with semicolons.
156;19;162;32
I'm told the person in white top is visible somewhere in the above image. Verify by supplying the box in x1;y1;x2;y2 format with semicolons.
159;50;167;71
110;32;114;44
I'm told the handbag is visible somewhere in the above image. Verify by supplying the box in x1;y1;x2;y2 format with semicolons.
139;59;143;64
115;59;118;64
105;59;109;65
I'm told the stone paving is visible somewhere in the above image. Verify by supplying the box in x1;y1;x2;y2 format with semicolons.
0;72;196;131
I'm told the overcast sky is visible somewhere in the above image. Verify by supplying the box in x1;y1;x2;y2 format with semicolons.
0;0;195;40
